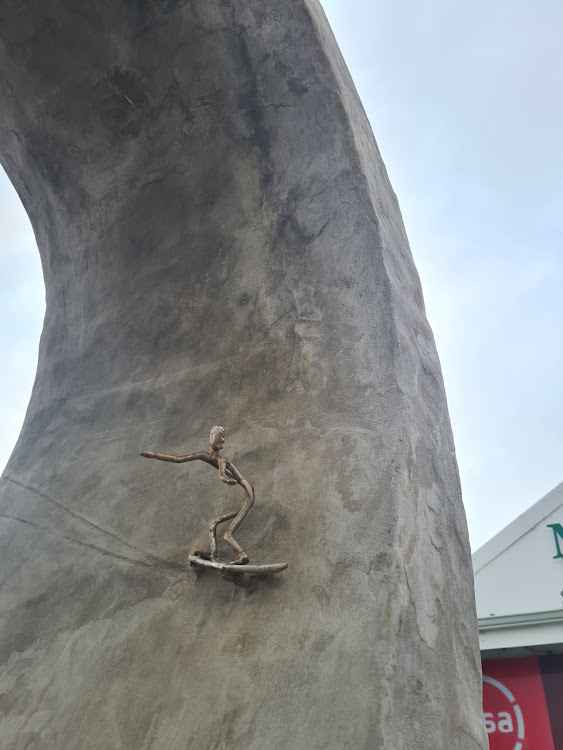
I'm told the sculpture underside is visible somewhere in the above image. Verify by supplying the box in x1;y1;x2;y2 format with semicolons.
0;2;486;748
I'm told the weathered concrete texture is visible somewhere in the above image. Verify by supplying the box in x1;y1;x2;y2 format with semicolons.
0;2;486;748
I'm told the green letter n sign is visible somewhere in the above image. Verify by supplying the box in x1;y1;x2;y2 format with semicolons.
548;524;563;559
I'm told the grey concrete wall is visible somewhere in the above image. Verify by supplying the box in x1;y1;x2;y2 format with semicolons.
0;2;486;748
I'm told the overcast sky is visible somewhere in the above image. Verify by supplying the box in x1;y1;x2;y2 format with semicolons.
0;0;561;550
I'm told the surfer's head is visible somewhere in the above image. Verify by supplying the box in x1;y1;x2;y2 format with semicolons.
209;425;225;453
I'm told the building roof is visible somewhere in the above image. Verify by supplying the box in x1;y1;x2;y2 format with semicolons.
473;482;563;574
472;482;563;653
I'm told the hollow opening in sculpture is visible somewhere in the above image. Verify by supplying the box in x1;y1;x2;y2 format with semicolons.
0;167;44;473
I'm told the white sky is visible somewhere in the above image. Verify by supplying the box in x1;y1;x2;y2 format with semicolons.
1;0;561;550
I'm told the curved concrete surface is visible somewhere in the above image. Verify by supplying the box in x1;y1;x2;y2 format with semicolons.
0;2;486;748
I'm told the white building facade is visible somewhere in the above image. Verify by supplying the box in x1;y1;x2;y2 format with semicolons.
473;482;563;749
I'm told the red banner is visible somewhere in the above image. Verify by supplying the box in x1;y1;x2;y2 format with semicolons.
482;658;554;750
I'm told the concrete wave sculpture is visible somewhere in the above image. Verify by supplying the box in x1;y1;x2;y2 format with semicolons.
0;1;486;748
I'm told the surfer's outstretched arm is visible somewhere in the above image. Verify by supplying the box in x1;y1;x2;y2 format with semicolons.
140;451;209;464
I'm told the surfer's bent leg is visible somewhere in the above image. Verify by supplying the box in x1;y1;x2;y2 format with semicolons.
223;482;255;565
208;511;237;559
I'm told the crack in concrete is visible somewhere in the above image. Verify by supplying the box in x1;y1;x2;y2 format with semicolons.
0;476;185;574
2;475;145;552
0;513;156;569
268;310;292;331
458;724;486;748
220;246;243;290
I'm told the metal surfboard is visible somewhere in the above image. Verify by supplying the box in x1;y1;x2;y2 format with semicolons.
189;554;288;575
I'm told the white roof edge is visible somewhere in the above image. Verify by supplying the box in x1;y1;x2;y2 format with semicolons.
478;609;563;630
472;481;563;574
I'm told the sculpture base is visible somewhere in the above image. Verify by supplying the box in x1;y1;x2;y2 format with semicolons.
189;554;288;575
